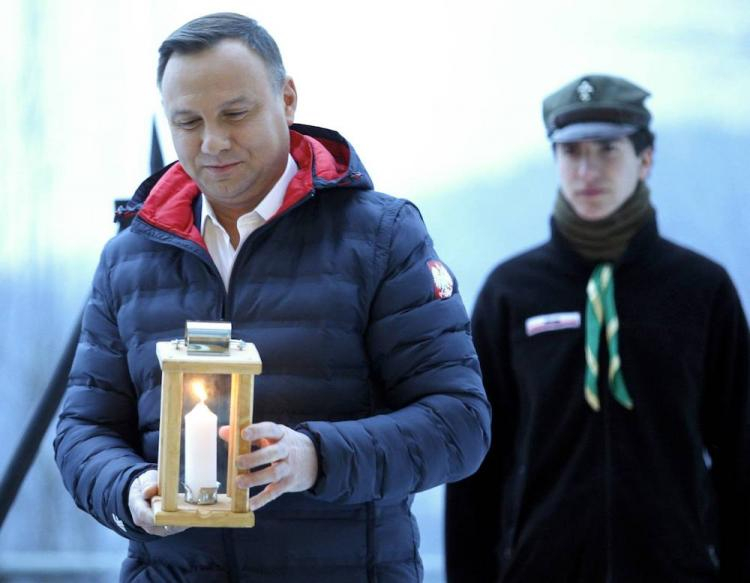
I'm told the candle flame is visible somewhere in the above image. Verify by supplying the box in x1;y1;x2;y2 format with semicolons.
191;380;207;402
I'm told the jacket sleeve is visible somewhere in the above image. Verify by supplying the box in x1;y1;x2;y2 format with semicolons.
53;247;157;542
445;271;519;582
297;201;491;503
702;272;750;582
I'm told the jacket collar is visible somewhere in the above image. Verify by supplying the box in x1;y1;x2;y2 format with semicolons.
123;124;373;248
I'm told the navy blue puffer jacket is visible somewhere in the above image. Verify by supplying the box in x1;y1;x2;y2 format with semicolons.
54;124;490;582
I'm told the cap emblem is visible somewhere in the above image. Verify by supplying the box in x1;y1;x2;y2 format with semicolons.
576;80;594;102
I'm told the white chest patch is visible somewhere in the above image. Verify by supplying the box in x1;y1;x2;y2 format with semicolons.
525;311;581;336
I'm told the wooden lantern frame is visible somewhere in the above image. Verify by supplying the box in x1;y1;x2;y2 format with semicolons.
151;337;262;528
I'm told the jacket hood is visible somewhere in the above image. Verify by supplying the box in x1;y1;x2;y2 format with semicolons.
115;124;374;248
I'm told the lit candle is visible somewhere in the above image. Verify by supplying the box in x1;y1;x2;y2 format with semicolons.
184;380;217;497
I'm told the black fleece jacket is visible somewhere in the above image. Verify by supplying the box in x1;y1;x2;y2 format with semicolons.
446;216;750;583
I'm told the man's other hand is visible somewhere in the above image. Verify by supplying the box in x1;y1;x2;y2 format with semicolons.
128;469;188;537
218;422;318;511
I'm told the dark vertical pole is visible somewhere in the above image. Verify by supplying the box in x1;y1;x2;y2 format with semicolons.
0;117;165;529
0;316;82;527
150;116;165;175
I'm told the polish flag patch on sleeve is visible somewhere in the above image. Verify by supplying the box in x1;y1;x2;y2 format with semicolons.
427;260;454;299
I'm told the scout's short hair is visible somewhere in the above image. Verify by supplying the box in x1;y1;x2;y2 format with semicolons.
157;13;286;91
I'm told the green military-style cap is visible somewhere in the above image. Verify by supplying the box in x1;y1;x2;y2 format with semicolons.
542;74;651;143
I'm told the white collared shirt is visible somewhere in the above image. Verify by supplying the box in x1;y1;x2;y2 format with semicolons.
201;154;298;290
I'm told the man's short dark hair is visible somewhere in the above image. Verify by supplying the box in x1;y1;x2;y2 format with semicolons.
551;128;656;157
628;128;655;156
157;13;286;91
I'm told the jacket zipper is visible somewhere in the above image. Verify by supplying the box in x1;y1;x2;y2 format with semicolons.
224;189;316;311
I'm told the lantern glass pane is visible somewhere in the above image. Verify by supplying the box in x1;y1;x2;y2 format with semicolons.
180;373;231;496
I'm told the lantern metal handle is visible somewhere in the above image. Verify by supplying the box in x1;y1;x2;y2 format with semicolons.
185;321;232;355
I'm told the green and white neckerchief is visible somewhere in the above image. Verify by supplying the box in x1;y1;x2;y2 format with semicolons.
584;263;634;411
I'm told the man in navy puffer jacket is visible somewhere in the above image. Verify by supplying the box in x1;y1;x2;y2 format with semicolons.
53;12;490;583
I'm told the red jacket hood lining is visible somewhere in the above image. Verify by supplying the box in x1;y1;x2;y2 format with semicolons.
137;130;352;247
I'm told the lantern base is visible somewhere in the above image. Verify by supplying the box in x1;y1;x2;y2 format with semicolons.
152;494;255;528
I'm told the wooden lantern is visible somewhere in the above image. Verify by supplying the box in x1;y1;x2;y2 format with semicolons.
151;322;262;528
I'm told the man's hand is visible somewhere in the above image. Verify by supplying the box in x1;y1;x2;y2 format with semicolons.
128;469;188;537
218;422;319;511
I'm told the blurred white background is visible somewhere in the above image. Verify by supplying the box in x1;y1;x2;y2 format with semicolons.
1;1;748;581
